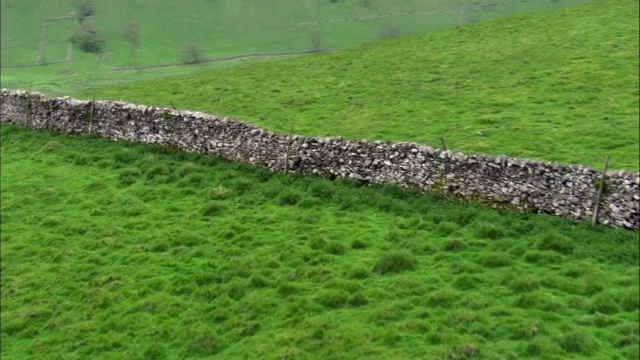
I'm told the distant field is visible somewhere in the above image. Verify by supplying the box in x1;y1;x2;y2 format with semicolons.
1;0;598;94
2;124;638;359
73;0;639;171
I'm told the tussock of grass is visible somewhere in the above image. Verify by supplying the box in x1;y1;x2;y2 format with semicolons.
537;231;575;254
373;251;417;275
558;329;600;355
475;222;505;240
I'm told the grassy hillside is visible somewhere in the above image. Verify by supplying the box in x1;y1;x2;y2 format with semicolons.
2;124;638;359
72;0;639;171
1;0;597;94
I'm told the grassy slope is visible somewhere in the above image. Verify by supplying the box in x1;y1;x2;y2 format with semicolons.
77;0;639;172
2;124;638;359
1;0;596;94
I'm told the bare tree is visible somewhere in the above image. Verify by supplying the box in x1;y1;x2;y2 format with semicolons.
379;25;401;40
309;32;324;51
123;19;140;65
181;43;203;64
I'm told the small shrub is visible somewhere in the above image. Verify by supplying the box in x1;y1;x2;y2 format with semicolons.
182;42;203;64
122;19;140;63
309;31;324;51
76;0;96;19
379;24;401;40
71;22;107;54
123;19;139;44
373;251;416;274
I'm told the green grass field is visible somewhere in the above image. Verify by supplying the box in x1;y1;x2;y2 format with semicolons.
2;1;639;359
1;0;597;95
2;124;638;359
68;0;639;172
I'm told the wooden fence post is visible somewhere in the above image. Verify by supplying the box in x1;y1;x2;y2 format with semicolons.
284;122;294;173
25;83;32;127
88;90;96;133
592;155;610;226
440;137;447;152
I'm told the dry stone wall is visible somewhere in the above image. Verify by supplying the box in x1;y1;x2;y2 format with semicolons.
2;89;638;229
